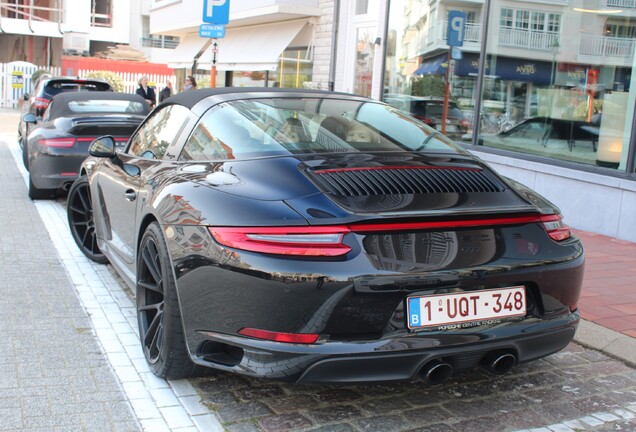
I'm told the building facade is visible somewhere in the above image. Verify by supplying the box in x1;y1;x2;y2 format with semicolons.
0;0;136;65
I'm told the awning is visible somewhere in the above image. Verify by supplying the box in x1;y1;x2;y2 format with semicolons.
166;35;209;69
413;55;447;76
197;19;310;71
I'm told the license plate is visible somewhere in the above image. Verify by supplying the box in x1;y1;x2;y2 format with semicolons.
407;286;526;329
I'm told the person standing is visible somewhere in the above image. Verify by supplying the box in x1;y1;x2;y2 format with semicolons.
159;80;173;103
183;75;197;91
136;76;156;108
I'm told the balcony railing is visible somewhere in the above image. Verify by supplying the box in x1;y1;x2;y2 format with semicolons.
498;28;559;51
416;21;481;55
604;0;636;8
141;37;180;49
580;35;635;58
0;0;62;23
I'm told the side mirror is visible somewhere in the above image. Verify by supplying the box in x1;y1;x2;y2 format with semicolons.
23;113;37;124
89;136;116;158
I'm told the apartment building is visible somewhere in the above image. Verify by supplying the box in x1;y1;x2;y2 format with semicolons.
0;0;136;65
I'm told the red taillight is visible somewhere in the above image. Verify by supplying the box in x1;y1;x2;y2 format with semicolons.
39;138;76;148
209;226;351;257
210;214;571;256
238;328;319;344
460;119;470;128
414;115;435;126
33;97;50;110
540;214;572;241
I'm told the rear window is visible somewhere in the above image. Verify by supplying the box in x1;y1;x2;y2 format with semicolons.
44;81;113;97
67;100;146;114
411;101;463;118
180;97;468;162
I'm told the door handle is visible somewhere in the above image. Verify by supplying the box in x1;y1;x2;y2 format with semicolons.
124;190;137;202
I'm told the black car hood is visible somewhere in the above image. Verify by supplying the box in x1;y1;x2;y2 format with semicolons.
176;153;541;222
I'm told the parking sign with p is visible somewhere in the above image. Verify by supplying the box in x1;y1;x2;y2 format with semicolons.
447;11;467;47
203;0;230;25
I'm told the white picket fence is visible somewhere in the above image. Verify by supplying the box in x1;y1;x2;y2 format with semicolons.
0;62;61;108
1;62;177;109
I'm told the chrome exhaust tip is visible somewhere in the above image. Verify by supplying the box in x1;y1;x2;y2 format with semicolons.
482;352;516;375
420;360;453;385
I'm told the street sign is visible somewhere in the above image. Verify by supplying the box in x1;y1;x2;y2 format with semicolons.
199;23;225;38
447;10;467;47
203;0;230;25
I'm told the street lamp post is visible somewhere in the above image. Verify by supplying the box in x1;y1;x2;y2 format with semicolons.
550;40;560;87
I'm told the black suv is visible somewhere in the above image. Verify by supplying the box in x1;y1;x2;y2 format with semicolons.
18;76;113;169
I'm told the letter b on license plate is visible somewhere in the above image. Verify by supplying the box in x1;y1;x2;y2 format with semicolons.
407;286;526;329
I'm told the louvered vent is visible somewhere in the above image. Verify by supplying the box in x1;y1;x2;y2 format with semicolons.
310;167;505;196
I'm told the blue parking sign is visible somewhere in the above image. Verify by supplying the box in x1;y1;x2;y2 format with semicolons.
203;0;230;25
447;11;467;47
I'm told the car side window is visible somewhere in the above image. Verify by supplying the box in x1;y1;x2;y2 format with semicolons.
128;104;190;160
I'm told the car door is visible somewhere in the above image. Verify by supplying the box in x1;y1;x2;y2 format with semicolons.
95;104;192;272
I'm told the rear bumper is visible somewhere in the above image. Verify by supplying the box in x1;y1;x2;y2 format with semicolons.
29;153;84;190
193;311;579;383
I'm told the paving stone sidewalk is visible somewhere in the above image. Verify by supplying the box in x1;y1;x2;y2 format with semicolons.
0;135;141;431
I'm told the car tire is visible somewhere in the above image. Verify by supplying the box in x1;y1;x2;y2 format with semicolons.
67;175;108;264
137;222;200;379
28;176;55;200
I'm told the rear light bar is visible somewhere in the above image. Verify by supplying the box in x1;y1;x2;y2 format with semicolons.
238;328;319;344
39;137;128;148
209;226;351;257
539;214;572;241
209;214;571;257
39;138;76;148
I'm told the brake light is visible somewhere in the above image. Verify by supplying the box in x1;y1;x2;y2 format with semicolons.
238;328;319;344
209;226;351;257
33;97;50;110
540;214;572;241
39;138;76;148
414;115;435;126
460;119;470;128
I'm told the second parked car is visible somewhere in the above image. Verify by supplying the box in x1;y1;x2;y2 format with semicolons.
18;76;114;169
23;92;150;199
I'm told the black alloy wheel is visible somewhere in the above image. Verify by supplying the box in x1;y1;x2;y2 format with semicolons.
137;222;198;379
67;175;107;263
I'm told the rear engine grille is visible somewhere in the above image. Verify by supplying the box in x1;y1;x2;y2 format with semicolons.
310;167;505;197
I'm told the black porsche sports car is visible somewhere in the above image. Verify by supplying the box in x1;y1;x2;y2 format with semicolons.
67;88;584;384
23;92;150;199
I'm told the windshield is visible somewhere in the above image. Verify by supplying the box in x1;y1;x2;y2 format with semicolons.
180;97;467;161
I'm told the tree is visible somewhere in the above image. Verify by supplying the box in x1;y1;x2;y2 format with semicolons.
85;70;125;92
411;75;445;98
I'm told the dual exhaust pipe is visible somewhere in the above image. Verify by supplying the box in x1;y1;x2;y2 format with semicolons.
420;351;517;385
